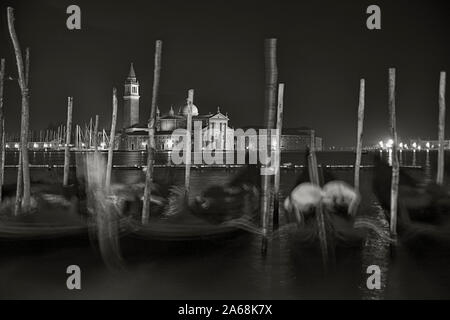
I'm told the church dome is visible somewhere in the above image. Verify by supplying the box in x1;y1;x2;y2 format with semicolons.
181;103;199;116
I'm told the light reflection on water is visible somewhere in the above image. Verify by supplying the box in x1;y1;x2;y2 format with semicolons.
0;151;449;299
5;149;449;168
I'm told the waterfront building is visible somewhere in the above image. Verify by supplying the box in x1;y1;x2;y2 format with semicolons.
234;126;323;152
118;65;323;152
120;104;235;151
280;128;323;151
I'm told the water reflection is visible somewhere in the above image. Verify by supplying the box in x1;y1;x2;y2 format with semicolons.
6;150;446;170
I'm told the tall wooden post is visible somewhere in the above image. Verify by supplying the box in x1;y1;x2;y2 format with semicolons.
354;79;365;191
14;151;22;215
308;132;330;271
22;48;31;208
93;114;99;153
261;38;278;255
77;125;80;148
185;89;194;195
0;59;5;202
73;125;77;148
0;120;4;203
63;97;73;186
437;71;446;185
273;83;284;231
8;8;31;211
105;88;118;191
388;68;399;239
142;40;162;224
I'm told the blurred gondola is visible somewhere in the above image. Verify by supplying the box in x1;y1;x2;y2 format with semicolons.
372;153;450;249
284;149;364;250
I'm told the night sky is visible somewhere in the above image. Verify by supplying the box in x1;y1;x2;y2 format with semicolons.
0;0;449;147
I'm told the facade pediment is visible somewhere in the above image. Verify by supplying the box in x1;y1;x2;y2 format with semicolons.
209;112;228;120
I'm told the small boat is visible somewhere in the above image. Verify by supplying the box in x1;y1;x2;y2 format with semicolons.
0;182;92;253
372;154;450;250
284;181;365;250
283;151;365;253
105;165;262;261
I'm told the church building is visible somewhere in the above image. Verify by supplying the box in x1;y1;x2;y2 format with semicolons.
119;64;234;151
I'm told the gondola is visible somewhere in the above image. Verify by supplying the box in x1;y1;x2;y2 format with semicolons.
283;152;365;253
106;165;262;260
0;181;92;254
372;153;450;250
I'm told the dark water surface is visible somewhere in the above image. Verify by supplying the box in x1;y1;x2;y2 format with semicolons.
0;151;449;299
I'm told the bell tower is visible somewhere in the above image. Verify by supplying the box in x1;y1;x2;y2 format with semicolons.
123;63;140;128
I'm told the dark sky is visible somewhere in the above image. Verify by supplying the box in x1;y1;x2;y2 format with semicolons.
0;0;449;147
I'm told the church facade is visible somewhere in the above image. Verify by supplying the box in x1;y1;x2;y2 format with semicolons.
118;64;322;152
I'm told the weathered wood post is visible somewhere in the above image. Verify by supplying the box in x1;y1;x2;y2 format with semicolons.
77;125;81;148
354;79;365;191
8;8;31;211
1;120;4;203
14;152;22;215
308;132;330;271
105;88;118;191
185;89;194;195
142;40;162;224
261;38;278;255
74;125;77;149
0;59;5;202
14;48;31;215
63;97;73;186
273;83;284;231
437;71;446;185
388;68;399;239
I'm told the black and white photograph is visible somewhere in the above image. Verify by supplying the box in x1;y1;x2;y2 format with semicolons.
0;0;449;304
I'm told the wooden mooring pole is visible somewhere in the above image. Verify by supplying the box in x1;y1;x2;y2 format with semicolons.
273;83;284;231
185;89;194;195
14;152;22;215
354;79;365;191
1;120;4;203
63;97;73;186
308;132;330;271
142;40;162;224
105;88;118;192
261;38;278;255
8;7;31;211
388;68;399;240
437;71;446;185
0;58;5;203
